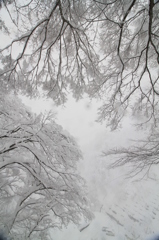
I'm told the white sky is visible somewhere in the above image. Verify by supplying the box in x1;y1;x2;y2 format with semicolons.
21;94;146;181
0;2;139;195
21;95;159;239
2;4;159;238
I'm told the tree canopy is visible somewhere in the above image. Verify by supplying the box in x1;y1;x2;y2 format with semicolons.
103;128;159;177
0;0;159;129
0;93;91;240
0;1;159;237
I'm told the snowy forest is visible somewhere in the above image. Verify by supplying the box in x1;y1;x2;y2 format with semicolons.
0;0;159;239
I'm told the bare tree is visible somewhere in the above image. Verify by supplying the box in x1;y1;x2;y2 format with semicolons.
95;0;159;129
0;93;92;240
103;129;159;177
0;0;158;128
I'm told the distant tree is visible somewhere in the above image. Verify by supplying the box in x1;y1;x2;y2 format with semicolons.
0;0;159;129
103;125;159;177
0;93;91;240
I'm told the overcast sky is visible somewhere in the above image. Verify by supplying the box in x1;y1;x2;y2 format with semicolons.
21;94;159;239
21;94;147;185
0;2;147;185
2;4;159;238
